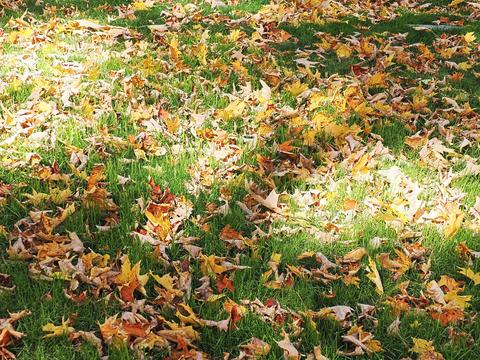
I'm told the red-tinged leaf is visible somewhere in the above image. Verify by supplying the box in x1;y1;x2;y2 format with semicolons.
216;274;235;293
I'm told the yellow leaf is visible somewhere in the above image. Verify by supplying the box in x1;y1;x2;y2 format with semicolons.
309;92;330;110
352;153;371;176
303;129;316;146
53;203;76;228
270;253;282;264
365;339;383;354
411;338;435;354
217;100;246;121
145;210;171;240
354;102;374;118
444;290;471;309
195;43;208;66
404;133;428;149
323;122;352;138
343;247;367;262
448;0;464;7
257;124;274;137
49;188;72;205
228;29;241;42
87;65;100;80
116;256;149;289
232;59;248;77
132;0;154;11
383;53;395;67
286;80;308;97
152;273;175;292
459;267;480;285
24;190;49;206
413;94;429;112
312;112;331;128
444;208;464;238
80;98;95;120
165;116;180;134
464;32;476;44
335;43;352;59
42;318;74;338
175;303;204;326
366;257;383;295
366;72;388;88
169;36;181;63
35;101;53;113
458;62;472;71
200;255;228;276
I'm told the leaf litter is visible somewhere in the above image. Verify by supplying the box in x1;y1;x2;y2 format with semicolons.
0;0;479;359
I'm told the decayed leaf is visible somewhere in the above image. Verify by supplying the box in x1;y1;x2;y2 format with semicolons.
0;273;15;293
340;325;382;356
276;332;300;360
239;337;271;358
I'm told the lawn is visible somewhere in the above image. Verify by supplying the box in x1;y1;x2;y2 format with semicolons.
0;0;480;359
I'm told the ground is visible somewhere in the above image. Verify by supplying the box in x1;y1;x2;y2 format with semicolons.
0;0;480;359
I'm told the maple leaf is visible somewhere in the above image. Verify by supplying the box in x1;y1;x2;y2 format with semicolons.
216;274;235;293
426;280;446;304
42;318;74;338
444;290;471;309
176;303;204;327
152;273;183;297
429;305;464;326
115;256;149;302
464;32;476;44
413;94;429;112
377;249;411;280
216;100;246;121
199;255;228;276
169;36;181;64
285;80;308;97
316;305;353;322
459;267;480;285
223;299;246;330
366;72;388;88
145;202;171;241
343;248;367;263
411;338;444;360
219;224;246;250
